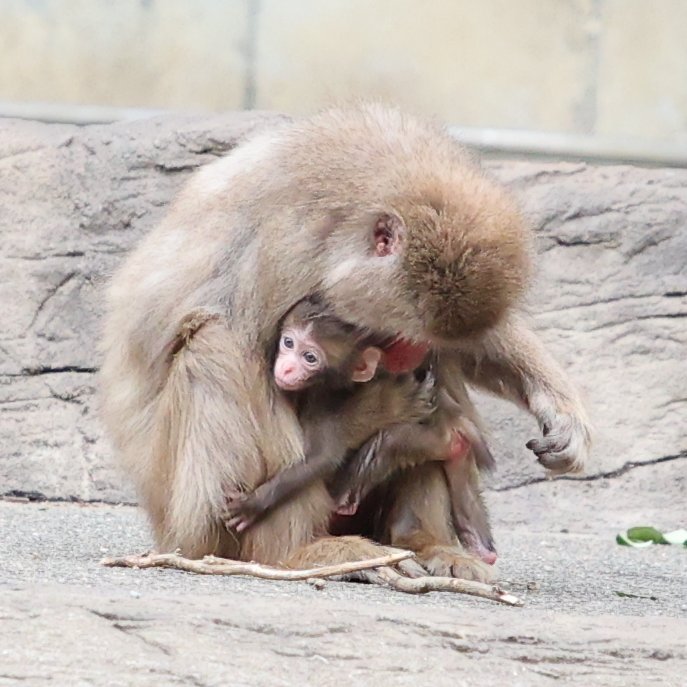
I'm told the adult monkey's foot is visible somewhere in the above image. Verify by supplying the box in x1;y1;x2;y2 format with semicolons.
414;544;495;582
285;535;427;579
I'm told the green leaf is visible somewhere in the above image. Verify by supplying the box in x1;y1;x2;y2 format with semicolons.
616;533;653;547
616;526;687;547
625;527;668;544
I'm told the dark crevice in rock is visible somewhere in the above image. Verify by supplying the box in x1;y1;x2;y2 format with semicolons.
88;609;153;623
1;491;135;507
588;312;687;331
6;251;85;261
539;291;686;315
153;162;201;174
107;619;173;656
549;234;617;249
13;365;98;376
493;451;687;492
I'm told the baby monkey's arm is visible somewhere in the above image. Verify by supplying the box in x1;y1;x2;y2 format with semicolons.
223;419;347;533
224;372;436;532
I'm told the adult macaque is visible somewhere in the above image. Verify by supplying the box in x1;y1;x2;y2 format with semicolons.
101;104;591;581
223;297;491;555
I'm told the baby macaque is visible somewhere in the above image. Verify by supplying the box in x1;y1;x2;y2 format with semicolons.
271;297;382;392
224;296;495;562
224;296;432;531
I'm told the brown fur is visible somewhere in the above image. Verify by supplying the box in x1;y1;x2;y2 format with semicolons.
333;352;497;562
224;341;436;533
100;103;591;578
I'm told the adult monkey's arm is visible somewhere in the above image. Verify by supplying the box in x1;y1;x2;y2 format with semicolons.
458;314;592;474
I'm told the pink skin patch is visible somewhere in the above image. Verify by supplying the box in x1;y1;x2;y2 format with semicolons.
447;431;470;461
335;502;358;516
481;550;498;565
461;531;498;565
473;542;498;565
382;339;430;374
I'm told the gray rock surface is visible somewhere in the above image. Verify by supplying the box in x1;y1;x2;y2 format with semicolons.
1;112;686;686
1;113;685;504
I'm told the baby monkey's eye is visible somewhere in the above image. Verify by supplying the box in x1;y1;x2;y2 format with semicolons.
303;351;319;365
282;336;294;349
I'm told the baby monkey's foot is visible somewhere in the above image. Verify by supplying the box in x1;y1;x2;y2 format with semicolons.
335;491;360;516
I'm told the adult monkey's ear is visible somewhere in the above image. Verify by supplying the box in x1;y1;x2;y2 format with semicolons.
373;213;405;257
351;347;382;382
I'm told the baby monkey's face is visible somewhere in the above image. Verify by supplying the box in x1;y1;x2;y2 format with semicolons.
273;323;327;391
273;316;382;393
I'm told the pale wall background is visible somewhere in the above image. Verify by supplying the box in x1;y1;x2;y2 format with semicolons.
0;0;685;146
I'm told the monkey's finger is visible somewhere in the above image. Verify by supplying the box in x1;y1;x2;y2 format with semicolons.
526;433;569;456
224;515;249;531
530;440;576;470
528;417;590;474
449;558;492;582
396;557;427;579
222;487;247;503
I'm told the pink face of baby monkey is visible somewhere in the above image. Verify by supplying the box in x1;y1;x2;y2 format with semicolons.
273;321;381;391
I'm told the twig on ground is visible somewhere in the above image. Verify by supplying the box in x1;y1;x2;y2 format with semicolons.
365;566;524;606
101;550;523;606
101;550;413;580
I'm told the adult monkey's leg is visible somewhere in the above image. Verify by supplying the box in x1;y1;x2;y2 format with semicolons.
378;464;494;582
161;315;341;562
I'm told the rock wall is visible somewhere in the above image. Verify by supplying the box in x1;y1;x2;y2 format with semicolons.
1;113;685;504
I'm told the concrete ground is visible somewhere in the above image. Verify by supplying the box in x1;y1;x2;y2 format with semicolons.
2;468;685;687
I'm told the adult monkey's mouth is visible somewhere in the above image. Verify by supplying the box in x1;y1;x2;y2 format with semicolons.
381;338;431;374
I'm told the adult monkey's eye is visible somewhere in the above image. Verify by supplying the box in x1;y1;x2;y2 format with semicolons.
303;351;318;365
282;336;294;349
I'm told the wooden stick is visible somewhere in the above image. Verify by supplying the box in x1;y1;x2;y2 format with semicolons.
101;550;413;580
101;550;523;606
367;567;524;606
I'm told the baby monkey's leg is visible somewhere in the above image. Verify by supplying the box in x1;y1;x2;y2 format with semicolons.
330;422;459;515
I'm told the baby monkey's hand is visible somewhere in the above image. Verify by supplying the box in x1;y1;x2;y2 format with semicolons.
222;489;263;533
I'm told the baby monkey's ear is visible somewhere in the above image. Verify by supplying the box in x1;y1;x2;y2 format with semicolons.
351;347;382;383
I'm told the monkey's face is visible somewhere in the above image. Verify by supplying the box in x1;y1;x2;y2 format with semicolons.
274;309;384;389
273;325;327;391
